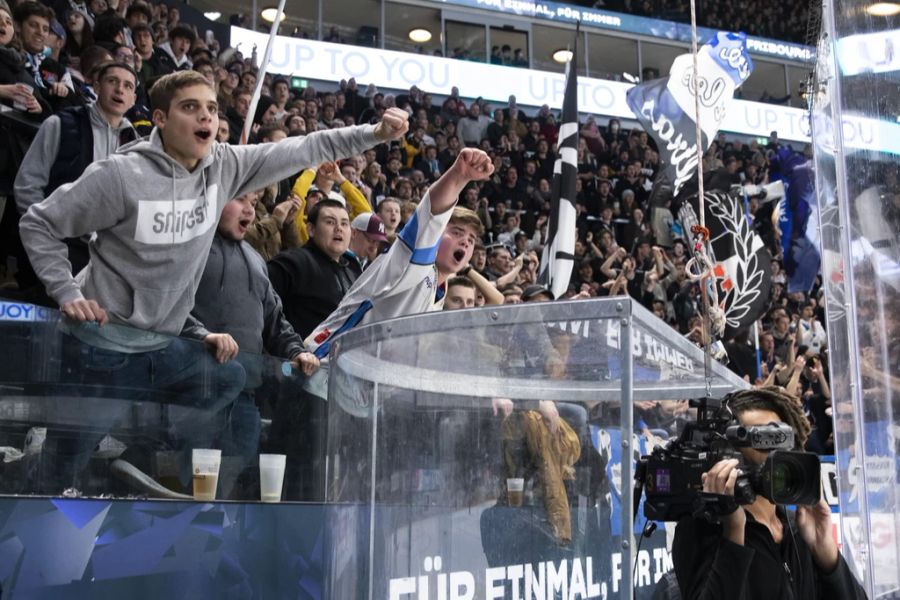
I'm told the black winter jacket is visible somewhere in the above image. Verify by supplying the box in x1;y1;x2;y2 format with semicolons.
267;241;360;339
673;507;866;600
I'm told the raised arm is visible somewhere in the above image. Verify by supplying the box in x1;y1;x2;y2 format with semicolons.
224;107;410;201
426;148;494;215
463;266;504;305
601;247;626;279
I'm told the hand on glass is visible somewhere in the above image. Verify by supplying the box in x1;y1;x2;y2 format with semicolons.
204;333;239;363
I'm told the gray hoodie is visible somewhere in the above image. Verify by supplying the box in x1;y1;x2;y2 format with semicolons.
182;232;304;359
14;103;136;214
20;124;378;351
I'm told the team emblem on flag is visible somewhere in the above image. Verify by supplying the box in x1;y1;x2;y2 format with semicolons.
626;32;754;195
678;190;772;335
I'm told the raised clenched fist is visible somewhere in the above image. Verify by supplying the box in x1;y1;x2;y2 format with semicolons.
374;107;410;142
450;148;494;182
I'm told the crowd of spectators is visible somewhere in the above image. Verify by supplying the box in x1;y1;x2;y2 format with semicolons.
0;0;834;465
592;0;810;44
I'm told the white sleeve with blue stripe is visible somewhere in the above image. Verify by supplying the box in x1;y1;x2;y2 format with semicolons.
397;192;448;265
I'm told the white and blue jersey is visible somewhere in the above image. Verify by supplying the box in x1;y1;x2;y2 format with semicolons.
305;192;451;359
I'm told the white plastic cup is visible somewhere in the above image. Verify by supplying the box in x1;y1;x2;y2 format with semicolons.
192;449;221;501
12;83;33;112
259;453;287;503
507;477;525;507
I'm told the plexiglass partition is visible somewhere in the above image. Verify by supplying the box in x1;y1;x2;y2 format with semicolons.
323;297;747;599
0;301;318;503
812;0;900;597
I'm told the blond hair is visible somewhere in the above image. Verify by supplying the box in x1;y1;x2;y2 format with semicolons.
449;206;485;238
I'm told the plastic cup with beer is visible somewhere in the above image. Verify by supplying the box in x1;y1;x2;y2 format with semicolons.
192;449;221;501
506;477;525;507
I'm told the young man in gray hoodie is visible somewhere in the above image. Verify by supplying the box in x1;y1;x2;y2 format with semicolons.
18;70;409;495
15;61;138;281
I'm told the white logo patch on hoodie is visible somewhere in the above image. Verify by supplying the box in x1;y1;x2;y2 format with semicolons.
135;184;219;245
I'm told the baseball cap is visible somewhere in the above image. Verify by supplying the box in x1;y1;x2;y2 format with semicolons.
351;212;388;242
522;284;554;302
308;184;346;206
49;19;66;42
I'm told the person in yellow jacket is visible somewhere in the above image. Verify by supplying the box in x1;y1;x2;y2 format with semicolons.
291;160;372;245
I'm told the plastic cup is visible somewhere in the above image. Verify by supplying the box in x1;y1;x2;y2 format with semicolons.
507;477;524;507
192;449;221;501
259;453;286;503
12;83;33;112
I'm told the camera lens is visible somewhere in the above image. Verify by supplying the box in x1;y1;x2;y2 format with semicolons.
758;451;821;505
771;462;796;496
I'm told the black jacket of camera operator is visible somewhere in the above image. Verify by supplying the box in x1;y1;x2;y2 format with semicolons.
673;506;867;600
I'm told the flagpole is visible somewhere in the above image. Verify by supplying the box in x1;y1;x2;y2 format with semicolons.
687;0;715;399
754;320;762;382
241;0;286;144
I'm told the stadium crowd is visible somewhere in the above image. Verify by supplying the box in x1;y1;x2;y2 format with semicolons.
0;0;836;499
593;0;810;44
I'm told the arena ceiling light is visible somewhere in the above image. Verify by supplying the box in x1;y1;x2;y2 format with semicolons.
408;28;432;43
203;11;221;21
866;2;900;15
552;49;573;63
260;7;287;23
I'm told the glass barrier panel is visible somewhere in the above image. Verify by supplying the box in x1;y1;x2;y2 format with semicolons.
322;0;381;48
787;64;811;109
738;59;789;105
813;0;900;596
0;302;315;503
489;26;530;69
588;33;638;82
322;298;746;598
384;3;443;57
532;24;583;76
445;20;487;63
638;41;685;83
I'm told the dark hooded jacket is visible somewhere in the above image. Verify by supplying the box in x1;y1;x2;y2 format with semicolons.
183;232;305;360
673;507;866;600
267;241;361;339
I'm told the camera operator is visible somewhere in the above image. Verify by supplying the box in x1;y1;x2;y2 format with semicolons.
672;387;866;600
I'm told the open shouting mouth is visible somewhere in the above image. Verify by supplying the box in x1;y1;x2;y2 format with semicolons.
194;128;212;143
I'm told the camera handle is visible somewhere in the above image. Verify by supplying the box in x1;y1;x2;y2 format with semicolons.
632;458;648;524
693;492;740;523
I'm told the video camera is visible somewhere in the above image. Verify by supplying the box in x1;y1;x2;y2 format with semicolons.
634;396;821;523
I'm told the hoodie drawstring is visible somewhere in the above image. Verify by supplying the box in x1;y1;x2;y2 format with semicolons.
216;235;255;295
218;236;227;292
171;163;176;244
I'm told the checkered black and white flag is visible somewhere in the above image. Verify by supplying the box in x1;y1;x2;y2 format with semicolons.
538;32;579;299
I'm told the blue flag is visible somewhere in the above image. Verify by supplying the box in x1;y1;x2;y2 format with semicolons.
773;148;820;293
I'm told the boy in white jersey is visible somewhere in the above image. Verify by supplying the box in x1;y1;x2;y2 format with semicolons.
306;148;493;362
284;149;491;499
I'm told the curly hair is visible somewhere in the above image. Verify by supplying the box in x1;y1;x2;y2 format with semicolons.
725;386;812;449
